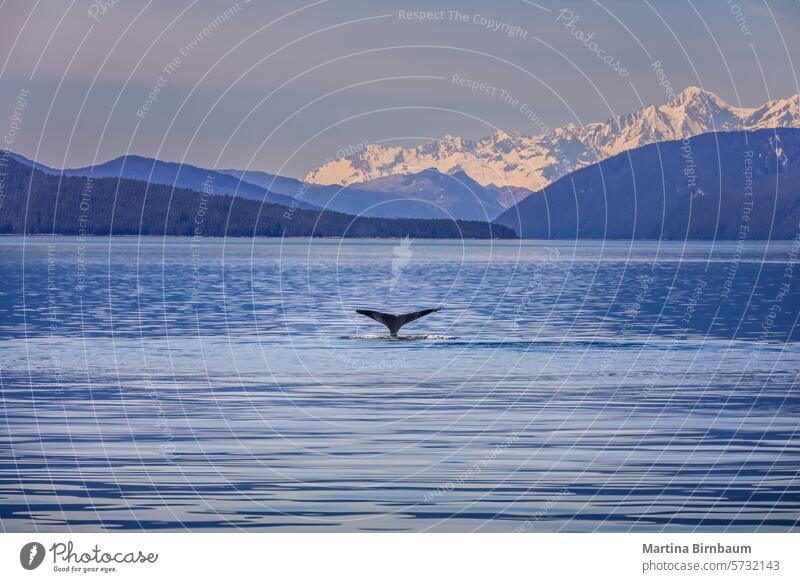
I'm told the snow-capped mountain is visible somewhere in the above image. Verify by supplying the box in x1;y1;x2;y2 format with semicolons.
347;168;507;220
305;87;800;192
495;128;800;240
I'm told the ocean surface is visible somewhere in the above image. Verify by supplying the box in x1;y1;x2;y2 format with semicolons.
0;236;798;532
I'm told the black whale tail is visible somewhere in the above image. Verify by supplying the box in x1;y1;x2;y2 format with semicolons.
355;308;440;337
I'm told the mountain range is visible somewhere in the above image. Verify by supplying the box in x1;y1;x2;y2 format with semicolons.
0;155;515;238
5;87;800;239
10;152;511;221
496;128;800;240
219;166;504;220
8;152;308;209
304;87;800;193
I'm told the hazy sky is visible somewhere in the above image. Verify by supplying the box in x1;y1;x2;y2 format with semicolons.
2;0;799;178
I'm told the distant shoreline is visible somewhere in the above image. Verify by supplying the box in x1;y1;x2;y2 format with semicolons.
2;234;797;242
0;233;516;240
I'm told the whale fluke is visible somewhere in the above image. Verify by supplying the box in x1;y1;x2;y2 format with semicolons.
356;308;440;337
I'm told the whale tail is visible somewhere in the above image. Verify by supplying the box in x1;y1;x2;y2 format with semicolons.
355;308;440;337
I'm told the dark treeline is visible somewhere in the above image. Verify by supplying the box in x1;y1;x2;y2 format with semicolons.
0;157;516;239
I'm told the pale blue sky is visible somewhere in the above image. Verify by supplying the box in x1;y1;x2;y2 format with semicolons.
1;0;799;178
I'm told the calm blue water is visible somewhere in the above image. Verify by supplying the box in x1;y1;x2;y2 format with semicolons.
0;236;798;532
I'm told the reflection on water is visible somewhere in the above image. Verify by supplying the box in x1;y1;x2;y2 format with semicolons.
0;237;798;531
